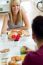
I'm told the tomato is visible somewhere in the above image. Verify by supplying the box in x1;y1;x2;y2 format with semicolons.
11;35;17;40
15;34;20;41
11;34;20;41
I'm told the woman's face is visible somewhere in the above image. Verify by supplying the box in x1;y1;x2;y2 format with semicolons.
11;2;20;15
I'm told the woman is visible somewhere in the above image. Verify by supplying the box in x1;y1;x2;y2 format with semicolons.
1;0;31;33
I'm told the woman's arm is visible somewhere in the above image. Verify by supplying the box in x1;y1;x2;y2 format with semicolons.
18;8;31;30
1;14;8;34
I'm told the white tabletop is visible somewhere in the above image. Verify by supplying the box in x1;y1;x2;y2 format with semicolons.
0;33;37;65
0;34;36;56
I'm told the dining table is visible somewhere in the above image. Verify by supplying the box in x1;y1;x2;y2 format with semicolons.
0;33;36;65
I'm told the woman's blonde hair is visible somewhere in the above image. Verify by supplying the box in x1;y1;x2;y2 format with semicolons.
11;0;20;5
9;0;22;24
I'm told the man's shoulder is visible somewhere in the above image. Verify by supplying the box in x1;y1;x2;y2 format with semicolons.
27;51;39;58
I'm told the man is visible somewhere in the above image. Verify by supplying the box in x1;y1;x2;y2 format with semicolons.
22;16;43;65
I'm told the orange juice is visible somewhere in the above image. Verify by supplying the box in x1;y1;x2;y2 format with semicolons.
20;54;26;61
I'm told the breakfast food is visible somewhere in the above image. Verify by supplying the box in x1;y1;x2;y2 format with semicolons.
18;30;23;35
20;46;28;54
8;30;22;41
11;56;16;61
22;30;29;36
8;56;21;65
0;49;9;53
8;61;16;65
20;55;26;61
8;29;29;41
11;56;21;61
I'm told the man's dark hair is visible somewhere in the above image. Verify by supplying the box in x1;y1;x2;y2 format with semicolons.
32;16;43;40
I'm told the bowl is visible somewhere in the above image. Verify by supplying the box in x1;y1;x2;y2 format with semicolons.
8;30;22;41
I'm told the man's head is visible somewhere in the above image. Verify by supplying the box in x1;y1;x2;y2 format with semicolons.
32;16;43;42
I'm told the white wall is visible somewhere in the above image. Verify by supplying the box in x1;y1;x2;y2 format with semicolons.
21;0;43;24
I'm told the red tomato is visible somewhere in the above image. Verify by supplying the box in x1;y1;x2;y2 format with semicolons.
16;34;20;41
11;35;17;40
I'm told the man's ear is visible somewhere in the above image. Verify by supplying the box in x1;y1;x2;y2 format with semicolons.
32;32;36;40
